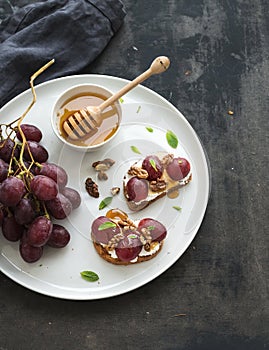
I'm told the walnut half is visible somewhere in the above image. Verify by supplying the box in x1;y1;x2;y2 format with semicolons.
128;166;148;179
85;177;99;198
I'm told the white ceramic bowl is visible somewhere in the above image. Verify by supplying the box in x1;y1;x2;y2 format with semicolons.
51;84;122;152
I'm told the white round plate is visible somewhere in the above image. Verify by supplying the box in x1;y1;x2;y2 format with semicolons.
0;75;210;300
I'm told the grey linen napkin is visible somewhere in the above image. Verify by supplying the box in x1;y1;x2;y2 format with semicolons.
0;0;125;107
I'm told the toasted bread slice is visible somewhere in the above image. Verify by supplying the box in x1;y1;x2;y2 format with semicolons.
91;209;167;265
123;152;192;211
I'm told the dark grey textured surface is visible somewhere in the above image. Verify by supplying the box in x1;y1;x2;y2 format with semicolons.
0;0;268;349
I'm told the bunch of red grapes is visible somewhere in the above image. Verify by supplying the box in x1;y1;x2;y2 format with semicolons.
0;123;81;263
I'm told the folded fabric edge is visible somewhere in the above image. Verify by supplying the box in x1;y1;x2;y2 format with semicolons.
0;0;126;108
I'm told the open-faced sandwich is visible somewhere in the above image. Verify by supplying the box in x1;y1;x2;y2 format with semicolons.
123;151;192;211
91;209;167;265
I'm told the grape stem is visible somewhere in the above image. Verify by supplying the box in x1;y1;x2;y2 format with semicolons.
41;201;51;220
1;60;55;221
7;143;19;176
16;59;55;172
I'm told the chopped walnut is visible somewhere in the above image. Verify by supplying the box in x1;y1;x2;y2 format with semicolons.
161;153;174;167
117;217;136;229
85;177;99;198
94;163;109;172
98;171;108;181
92;158;115;171
140;227;152;246
111;187;120;196
92;158;115;181
141;227;152;240
150;179;167;192
128;166;148;179
140;235;147;245
107;232;125;250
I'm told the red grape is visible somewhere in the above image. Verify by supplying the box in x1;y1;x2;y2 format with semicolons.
23;140;48;163
0;159;9;182
166;157;190;181
47;224;70;248
91;216;120;244
14;197;36;225
142;155;163;180
138;218;167;242
20;233;43;263
36;163;68;190
61;187;81;209
126;177;148;202
115;229;142;262
16;124;42;142
2;216;24;241
0;176;26;207
30;175;58;201
26;216;52;247
45;193;72;219
0;138;16;162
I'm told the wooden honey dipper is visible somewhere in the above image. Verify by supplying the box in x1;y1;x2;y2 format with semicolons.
63;56;170;140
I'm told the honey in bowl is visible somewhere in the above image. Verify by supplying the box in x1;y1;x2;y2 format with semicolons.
57;92;120;147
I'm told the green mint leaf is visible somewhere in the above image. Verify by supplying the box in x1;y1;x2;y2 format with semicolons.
166;130;178;149
99;196;113;210
147;225;155;231
173;206;182;211
149;158;157;171
80;271;99;282
128;234;137;239
130;145;141;154
136;105;141;113
146;127;153;133
98;221;116;230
